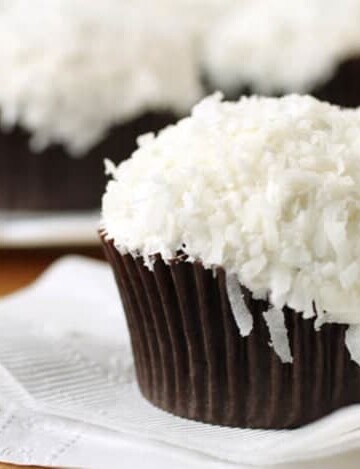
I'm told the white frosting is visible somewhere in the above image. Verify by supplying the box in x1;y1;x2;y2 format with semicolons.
169;0;239;39
103;93;360;327
204;0;360;94
0;0;202;154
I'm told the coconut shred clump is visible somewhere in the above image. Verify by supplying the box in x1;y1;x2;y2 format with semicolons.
0;0;201;155
103;94;360;325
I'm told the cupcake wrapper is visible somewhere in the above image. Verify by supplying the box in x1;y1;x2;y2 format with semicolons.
102;236;360;429
0;112;174;211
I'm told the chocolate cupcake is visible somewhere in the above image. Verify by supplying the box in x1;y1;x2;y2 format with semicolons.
202;0;360;107
101;94;360;429
0;0;202;211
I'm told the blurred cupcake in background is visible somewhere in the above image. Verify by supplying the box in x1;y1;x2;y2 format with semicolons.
203;0;360;106
167;0;240;39
0;0;202;211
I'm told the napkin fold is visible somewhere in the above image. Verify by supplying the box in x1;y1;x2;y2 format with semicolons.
0;256;360;468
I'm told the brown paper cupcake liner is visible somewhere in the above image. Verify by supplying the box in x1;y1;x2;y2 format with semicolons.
0;112;175;211
102;236;360;429
203;56;360;108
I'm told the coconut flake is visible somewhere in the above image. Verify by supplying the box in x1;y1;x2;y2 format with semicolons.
225;274;253;337
263;307;293;364
345;325;360;366
104;159;118;178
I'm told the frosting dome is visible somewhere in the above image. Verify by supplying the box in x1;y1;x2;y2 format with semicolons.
204;0;360;94
0;0;202;154
103;93;360;325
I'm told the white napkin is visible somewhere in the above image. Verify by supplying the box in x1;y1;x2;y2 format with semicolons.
0;256;360;469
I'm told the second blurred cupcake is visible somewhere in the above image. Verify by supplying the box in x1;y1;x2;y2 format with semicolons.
0;0;202;211
203;0;360;106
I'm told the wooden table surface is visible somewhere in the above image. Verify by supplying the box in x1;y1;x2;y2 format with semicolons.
0;247;104;297
0;246;104;468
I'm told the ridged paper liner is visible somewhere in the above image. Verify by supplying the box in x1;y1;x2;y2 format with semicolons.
0;112;174;211
204;57;360;108
102;236;360;429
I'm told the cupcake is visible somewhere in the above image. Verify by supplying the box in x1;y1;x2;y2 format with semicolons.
0;0;202;211
101;94;360;429
203;0;360;107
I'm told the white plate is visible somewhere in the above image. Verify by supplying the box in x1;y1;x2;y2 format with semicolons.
0;257;360;468
0;211;100;248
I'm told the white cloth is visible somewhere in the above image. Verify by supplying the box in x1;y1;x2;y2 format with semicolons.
0;256;360;469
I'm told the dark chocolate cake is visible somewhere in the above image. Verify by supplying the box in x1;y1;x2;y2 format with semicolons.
102;239;360;429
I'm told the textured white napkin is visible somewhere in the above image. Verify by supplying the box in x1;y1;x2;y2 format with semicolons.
0;256;360;469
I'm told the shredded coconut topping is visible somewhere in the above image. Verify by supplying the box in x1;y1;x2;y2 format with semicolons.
225;274;253;337
263;307;293;364
0;0;202;154
345;325;360;366
102;93;360;325
204;0;360;94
